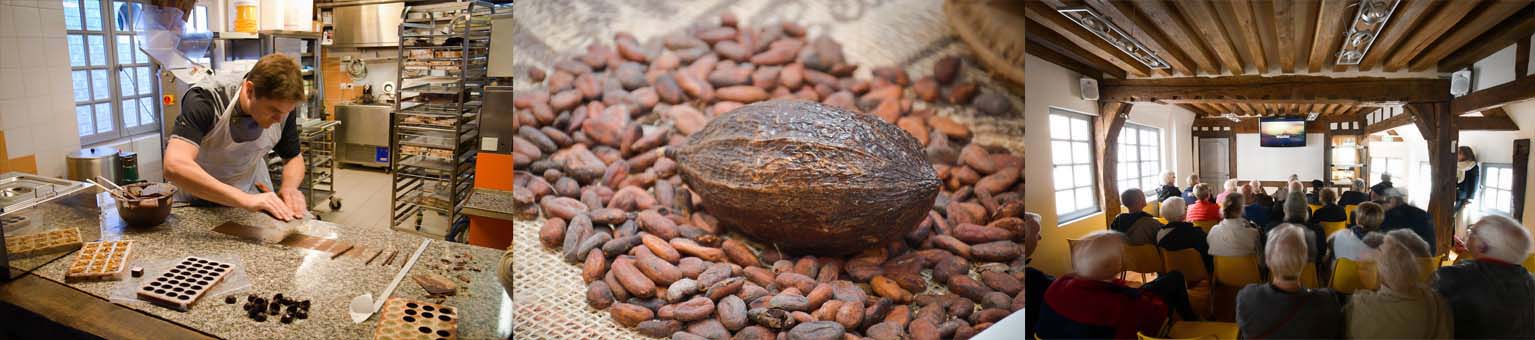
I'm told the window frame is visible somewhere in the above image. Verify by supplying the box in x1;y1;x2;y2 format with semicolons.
1116;122;1163;200
1411;161;1431;208
1049;108;1101;223
1473;163;1516;219
67;0;161;146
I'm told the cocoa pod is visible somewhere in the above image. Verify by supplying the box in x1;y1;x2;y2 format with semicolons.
610;302;653;327
721;239;760;267
717;295;749;331
586;280;615;309
786;321;845;340
613;257;658;298
582;249;607;283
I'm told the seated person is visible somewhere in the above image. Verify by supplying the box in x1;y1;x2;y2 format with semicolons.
1023;213;1050;340
1208;193;1260;257
1109;188;1162;246
1282;182;1327;262
1037;230;1200;339
1329;202;1385;262
1308;188;1348;228
1434;215;1535;339
1345;230;1453;339
1155;171;1182;203
1370;174;1394;196
1183;174;1201;204
1306;180;1325;205
1378;187;1436;254
1245;193;1276;228
1186;183;1222;222
1155;197;1212;273
1338;178;1369;207
1236;224;1344;339
1216;179;1240;206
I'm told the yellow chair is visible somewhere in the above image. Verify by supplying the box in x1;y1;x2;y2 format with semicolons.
1124;244;1165;282
1169;321;1241;340
1309;204;1322;213
1359;261;1381;290
1344;204;1358;221
1138;332;1213;340
1193;220;1218;234
1147;200;1161;217
1300;265;1319;288
1524;255;1535;274
1162;248;1210;284
1157;217;1170;224
1320;221;1348;239
1419;256;1440;283
1213;256;1262;288
1331;258;1367;293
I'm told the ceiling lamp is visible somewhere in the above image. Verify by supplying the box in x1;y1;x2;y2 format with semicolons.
1307;111;1320;121
1057;7;1171;69
1336;0;1400;65
1223;113;1242;122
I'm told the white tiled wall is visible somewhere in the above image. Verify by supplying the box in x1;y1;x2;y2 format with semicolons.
0;0;80;178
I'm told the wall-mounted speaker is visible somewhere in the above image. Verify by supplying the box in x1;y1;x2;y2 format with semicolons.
1450;70;1471;97
1080;77;1099;101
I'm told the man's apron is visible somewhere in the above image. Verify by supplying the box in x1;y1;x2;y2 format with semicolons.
174;73;283;204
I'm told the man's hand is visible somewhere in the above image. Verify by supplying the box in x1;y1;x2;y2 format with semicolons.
279;188;307;219
241;191;297;221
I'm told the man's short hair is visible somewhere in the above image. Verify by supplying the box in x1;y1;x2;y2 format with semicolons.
1321;188;1337;204
247;54;306;101
1471;215;1532;264
1072;230;1128;280
1121;188;1146;207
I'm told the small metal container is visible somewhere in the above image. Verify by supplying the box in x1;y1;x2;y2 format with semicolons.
66;147;120;183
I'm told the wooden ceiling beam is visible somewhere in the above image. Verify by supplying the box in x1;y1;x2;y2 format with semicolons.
1438;3;1535;71
1384;0;1478;72
1065;0;1200;76
1132;0;1222;75
1458;115;1520;131
1409;0;1531;71
1309;0;1353;72
1220;0;1269;74
1294;0;1321;74
1024;1;1152;77
1273;0;1298;73
1174;0;1246;75
1254;0;1281;74
1154;98;1363;105
1452;74;1535;114
1358;0;1437;71
1026;20;1129;79
1100;76;1451;103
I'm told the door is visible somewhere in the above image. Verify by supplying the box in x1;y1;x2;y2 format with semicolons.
1199;138;1231;188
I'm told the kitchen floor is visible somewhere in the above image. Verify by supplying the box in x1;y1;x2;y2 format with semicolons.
309;167;451;237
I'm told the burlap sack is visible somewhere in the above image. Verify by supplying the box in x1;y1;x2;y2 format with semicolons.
511;1;1023;338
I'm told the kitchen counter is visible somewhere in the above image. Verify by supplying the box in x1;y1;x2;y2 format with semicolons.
462;188;515;221
7;193;512;339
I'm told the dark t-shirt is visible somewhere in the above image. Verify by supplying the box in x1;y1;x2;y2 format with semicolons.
172;87;301;159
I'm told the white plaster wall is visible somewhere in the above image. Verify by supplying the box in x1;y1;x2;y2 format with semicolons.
1126;103;1197;181
1234;133;1327;181
1025;53;1100;228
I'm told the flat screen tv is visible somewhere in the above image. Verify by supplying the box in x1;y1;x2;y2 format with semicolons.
1260;117;1306;147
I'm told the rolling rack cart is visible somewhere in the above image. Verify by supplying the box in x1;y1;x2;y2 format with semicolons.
301;120;342;211
390;1;494;241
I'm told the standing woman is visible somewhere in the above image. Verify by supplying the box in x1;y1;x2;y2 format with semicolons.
1455;146;1480;242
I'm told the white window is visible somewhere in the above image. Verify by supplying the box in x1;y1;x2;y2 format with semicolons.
66;0;160;145
1411;161;1431;207
1369;157;1404;190
1471;164;1515;221
1116;123;1162;199
1050;108;1099;222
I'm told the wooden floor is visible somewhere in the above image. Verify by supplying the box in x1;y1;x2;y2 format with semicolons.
310;167;452;237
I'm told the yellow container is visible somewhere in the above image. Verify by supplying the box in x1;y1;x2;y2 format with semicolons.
234;0;258;33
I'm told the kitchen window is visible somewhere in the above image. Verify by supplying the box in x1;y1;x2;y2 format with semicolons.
1050;108;1099;223
66;0;160;145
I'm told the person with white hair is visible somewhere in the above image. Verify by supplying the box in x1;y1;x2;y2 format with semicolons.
1434;215;1535;339
1109;188;1163;246
1236;224;1344;339
1371;173;1395;195
1217;179;1241;207
1155;171;1182;203
1377;187;1436;253
1208;193;1260;257
1345;230;1453;339
1023;212;1051;340
1156;197;1212;272
1037;230;1200;339
1339;178;1369;207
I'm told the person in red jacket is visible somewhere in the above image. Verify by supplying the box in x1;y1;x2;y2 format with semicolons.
1186;183;1222;222
1036;230;1200;339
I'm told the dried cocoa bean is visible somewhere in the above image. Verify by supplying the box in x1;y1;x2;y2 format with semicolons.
908;318;939;340
671;331;707;340
932;235;972;259
979;270;1023;296
603;235;644;257
981;291;1012;310
975;167;1020;196
770;293;811;312
867;321;906;340
678;257;706;278
871;275;912;303
948;82;978;105
671;296;716;322
718;295;749;331
539;218;567;249
947;275;992;302
686;319;729;339
589;208;629;225
913;76;939;102
587;280;615;309
733;325;775;340
606;270;632;301
834;300;864;330
786;321;844;340
750;307;795;330
637;248;685;286
716;86;769;103
610;302;653;327
637;210;680;240
697;263;734;287
934;56;961;85
829;280;867;302
971;308;1010;325
720;239;760;267
775;272;817;293
671;238;726;262
560;215;594;260
705;277;746;301
970;241;1023;262
613;257;658;298
667;278;701;303
570;232;611;263
973;92;1012;116
637;319;683;338
583;249;608;283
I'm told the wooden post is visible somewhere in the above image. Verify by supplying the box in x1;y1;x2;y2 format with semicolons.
1097;101;1133;220
1515;139;1529;222
1409;102;1457;255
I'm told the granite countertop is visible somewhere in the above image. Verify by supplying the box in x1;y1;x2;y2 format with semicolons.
19;193;512;339
462;189;515;221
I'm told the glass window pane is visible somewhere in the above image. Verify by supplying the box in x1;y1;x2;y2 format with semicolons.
116;35;133;64
64;0;83;30
68;35;86;66
1071;119;1090;140
1073;142;1091;164
1486;170;1500;191
94;103;113;134
1054;166;1073;190
91;70;109;100
138;97;155;124
1142;146;1156;160
76;105;94;136
1499;168;1513;189
1121;129;1135;145
1074;165;1093;187
1052;141;1072;165
114;2;134;32
133;37;148;64
84;0;102;31
1075;187;1095;210
1056;190;1074;215
87;35;105;66
71;70;90;101
121;99;138;127
1142;130;1157;145
137;67;151;94
1050;115;1068;137
119;69;135;96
